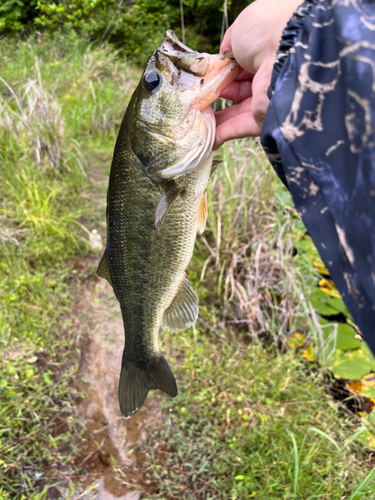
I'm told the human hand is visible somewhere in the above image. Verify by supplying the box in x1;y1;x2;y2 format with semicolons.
214;0;303;150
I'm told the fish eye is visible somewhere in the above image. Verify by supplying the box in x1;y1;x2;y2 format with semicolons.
144;71;162;92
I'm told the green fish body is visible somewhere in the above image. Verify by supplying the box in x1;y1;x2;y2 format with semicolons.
98;31;241;417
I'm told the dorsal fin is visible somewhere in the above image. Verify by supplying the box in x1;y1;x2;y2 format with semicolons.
162;276;199;332
197;190;208;235
97;252;112;286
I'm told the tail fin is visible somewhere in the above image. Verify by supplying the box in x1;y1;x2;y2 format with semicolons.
118;355;177;418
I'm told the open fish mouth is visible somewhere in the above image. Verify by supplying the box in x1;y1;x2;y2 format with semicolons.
157;29;242;111
138;30;242;180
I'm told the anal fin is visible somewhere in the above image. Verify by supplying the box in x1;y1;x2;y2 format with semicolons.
162;276;199;332
197;190;208;235
97;251;112;286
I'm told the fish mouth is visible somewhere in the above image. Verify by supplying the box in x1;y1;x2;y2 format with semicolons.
159;30;242;111
134;31;242;179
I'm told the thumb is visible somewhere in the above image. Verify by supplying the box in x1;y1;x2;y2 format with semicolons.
251;57;275;131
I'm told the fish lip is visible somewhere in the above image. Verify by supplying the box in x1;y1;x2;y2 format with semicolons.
195;54;242;111
158;29;209;77
157;30;239;80
160;29;196;55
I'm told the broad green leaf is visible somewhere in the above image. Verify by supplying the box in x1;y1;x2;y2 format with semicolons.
360;343;375;371
288;333;306;349
310;289;350;317
303;344;315;362
335;324;361;351
325;297;349;315
361;384;375;399
329;349;371;380
297;238;319;260
310;298;338;317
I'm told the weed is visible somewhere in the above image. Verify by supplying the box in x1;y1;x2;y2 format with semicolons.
0;65;85;175
143;332;375;499
195;140;318;345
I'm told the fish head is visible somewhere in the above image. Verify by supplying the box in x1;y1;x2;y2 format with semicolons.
127;30;242;180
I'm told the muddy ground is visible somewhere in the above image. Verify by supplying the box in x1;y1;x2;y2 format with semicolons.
66;157;166;500
71;273;165;500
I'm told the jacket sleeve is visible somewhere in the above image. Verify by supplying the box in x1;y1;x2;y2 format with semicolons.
261;0;375;353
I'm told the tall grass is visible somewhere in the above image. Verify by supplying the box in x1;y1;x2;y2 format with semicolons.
0;63;86;174
0;36;139;498
196;139;318;345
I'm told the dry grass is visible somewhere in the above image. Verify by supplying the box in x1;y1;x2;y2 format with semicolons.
198;138;319;344
0;79;85;179
0;61;84;173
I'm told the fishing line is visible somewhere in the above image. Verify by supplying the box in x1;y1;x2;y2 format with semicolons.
180;0;185;44
220;0;229;47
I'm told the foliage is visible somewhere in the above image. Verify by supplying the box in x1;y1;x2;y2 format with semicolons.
195;140;316;341
284;206;375;381
0;0;252;63
0;0;39;34
35;0;109;36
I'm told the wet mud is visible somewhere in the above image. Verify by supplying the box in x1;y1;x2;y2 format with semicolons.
73;276;164;499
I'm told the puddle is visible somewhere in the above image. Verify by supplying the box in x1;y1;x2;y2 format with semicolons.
71;277;163;499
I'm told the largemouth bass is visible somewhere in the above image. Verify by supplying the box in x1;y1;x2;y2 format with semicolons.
98;30;241;417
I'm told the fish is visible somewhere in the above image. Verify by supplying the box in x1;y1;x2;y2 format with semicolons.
97;30;241;417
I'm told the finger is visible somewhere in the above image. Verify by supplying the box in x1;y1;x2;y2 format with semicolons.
220;26;232;52
214;98;253;126
219;79;252;103
213;112;260;150
251;58;274;130
234;70;254;81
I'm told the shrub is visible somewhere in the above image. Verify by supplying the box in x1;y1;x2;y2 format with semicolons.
0;0;252;63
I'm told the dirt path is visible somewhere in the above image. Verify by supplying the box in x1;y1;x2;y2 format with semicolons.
70;158;165;500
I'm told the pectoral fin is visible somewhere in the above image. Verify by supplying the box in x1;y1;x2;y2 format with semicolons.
210;159;222;177
162;276;199;332
155;182;182;231
197;190;208;235
97;252;112;286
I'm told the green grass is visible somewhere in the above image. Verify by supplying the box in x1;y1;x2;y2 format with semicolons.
1;34;375;499
0;34;139;499
144;332;375;499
